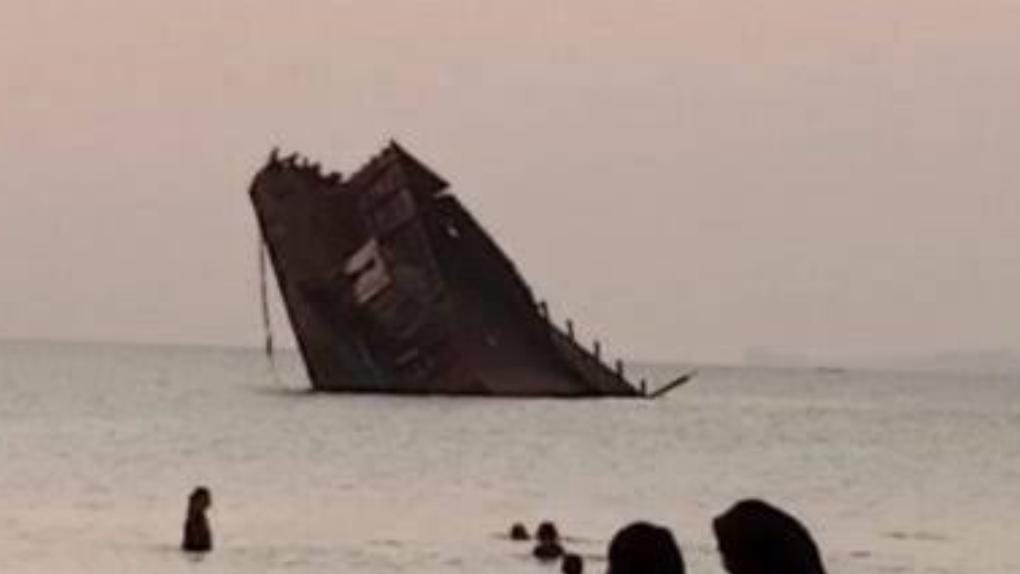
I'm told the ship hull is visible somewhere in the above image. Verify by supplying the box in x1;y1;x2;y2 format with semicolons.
250;144;641;397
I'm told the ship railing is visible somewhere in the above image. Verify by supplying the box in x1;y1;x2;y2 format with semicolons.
537;300;646;397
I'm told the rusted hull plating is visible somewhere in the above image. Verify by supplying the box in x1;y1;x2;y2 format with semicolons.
249;143;642;397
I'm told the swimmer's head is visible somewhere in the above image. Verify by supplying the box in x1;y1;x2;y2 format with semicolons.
188;487;212;512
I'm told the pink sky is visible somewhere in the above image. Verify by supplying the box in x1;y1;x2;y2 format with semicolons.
2;1;1018;362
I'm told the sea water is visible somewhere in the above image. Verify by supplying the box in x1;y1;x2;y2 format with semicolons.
1;340;1018;573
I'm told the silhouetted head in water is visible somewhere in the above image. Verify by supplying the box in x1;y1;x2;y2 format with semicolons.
561;552;584;574
608;522;685;574
188;487;211;515
182;487;213;552
537;521;560;543
712;499;826;574
533;520;564;560
510;522;530;541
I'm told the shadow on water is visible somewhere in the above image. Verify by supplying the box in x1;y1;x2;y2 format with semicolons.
247;382;668;411
251;386;318;398
249;384;664;406
148;543;209;563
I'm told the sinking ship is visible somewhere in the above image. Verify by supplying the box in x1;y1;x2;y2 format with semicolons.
249;143;690;397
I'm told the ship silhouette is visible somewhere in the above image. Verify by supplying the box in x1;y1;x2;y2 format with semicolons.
249;142;691;397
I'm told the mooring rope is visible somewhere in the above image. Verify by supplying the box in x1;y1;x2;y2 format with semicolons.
257;232;288;389
258;236;275;361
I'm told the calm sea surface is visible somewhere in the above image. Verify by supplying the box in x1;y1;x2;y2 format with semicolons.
1;341;1018;573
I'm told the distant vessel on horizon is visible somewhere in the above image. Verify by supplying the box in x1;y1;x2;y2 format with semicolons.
249;142;690;397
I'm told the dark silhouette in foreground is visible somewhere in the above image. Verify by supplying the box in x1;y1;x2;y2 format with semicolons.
182;487;212;553
561;552;584;574
533;520;564;560
607;522;685;574
510;522;530;541
713;499;826;574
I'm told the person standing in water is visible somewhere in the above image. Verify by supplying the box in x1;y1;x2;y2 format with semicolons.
182;487;213;552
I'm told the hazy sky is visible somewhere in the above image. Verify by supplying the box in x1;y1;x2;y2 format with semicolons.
2;1;1018;362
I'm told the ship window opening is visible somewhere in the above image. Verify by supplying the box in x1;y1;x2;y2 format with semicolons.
445;224;460;238
349;257;378;280
372;189;416;233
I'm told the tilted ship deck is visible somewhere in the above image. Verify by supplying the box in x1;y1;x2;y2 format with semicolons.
249;143;690;397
